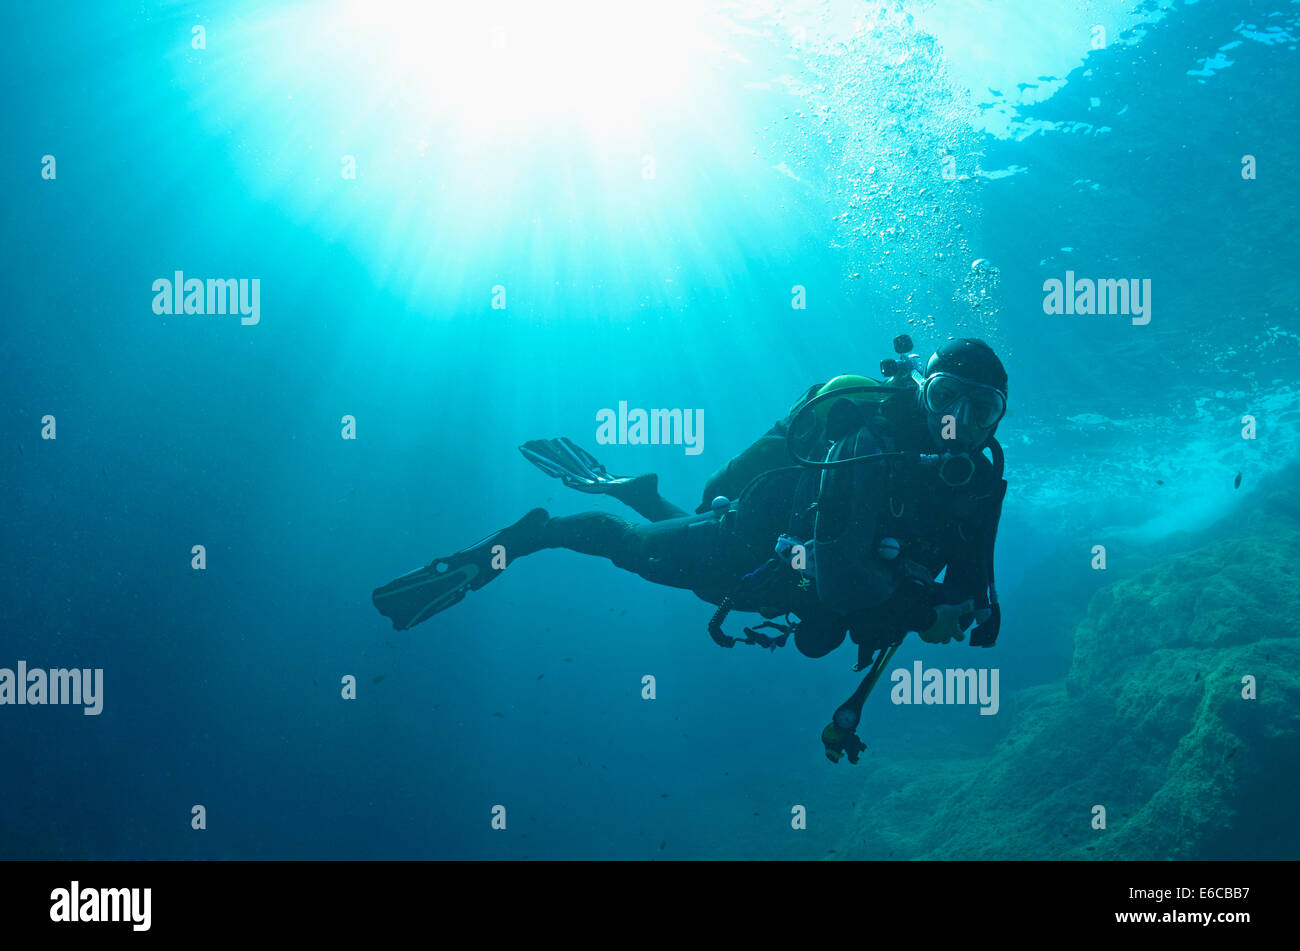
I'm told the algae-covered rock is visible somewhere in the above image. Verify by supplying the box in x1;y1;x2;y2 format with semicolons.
837;471;1300;860
1068;528;1300;694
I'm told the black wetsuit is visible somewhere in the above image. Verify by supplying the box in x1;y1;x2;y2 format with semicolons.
537;383;1003;657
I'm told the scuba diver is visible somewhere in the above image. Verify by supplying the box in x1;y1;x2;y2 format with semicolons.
373;336;1009;763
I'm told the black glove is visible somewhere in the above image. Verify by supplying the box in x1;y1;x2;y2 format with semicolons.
821;722;867;764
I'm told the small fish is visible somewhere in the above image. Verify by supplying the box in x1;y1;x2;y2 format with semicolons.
660;793;669;798
1194;671;1202;681
537;674;544;680
493;712;505;718
659;840;666;850
1156;479;1164;485
1227;747;1239;759
827;849;836;854
373;674;386;684
16;442;23;456
385;640;395;648
563;657;573;663
1085;846;1096;852
1234;472;1242;489
312;679;318;687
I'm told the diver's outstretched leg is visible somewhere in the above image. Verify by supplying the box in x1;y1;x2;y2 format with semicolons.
606;473;688;522
520;437;688;522
373;505;746;630
538;508;757;598
372;508;549;630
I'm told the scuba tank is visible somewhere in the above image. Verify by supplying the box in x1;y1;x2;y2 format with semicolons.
784;335;922;469
784;334;994;491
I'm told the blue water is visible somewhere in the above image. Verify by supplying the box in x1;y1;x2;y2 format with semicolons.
2;0;1297;859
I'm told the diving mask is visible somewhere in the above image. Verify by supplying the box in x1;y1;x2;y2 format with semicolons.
922;373;1007;430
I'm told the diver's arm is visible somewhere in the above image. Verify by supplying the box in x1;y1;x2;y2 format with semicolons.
903;541;996;644
849;566;939;635
918;601;975;644
931;511;998;638
939;556;990;614
855;574;975;645
696;382;824;512
696;432;792;512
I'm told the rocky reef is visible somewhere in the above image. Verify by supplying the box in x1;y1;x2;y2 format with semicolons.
837;470;1300;859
